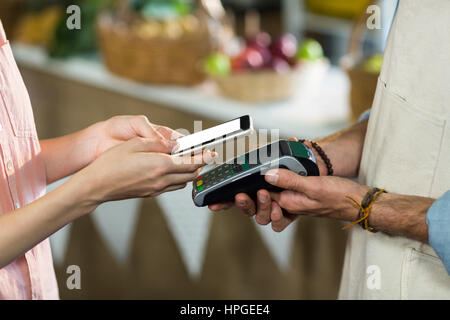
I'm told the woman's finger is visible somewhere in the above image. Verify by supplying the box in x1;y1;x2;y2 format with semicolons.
163;171;201;186
131;116;166;140
155;125;184;141
152;183;187;197
161;183;188;193
170;151;217;172
130;137;175;153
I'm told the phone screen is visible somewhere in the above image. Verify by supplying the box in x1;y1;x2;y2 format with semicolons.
173;116;250;155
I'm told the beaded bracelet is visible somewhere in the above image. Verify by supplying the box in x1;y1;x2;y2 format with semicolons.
299;139;334;176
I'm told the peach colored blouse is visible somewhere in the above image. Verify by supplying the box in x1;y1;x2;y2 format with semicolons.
0;21;59;300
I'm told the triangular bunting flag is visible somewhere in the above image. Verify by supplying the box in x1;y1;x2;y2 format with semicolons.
91;199;141;264
254;220;298;272
156;186;212;279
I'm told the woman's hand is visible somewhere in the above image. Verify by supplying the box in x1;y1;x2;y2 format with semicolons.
90;115;183;159
40;115;185;184
0;134;214;268
73;136;215;207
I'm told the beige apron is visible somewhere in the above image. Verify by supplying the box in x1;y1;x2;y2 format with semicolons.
339;0;450;299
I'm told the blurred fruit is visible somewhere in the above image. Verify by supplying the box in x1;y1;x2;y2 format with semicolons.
135;20;162;38
14;6;63;47
268;57;291;74
233;47;267;71
362;53;383;73
253;46;272;67
270;34;297;60
133;14;199;39
141;2;178;20
297;38;324;61
208;32;306;76
135;0;193;20
246;32;271;49
172;0;193;16
204;53;231;76
180;15;200;34
231;55;245;72
161;19;183;39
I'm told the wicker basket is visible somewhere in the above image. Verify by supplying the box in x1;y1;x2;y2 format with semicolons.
341;0;380;122
214;68;304;103
0;0;24;37
97;12;214;85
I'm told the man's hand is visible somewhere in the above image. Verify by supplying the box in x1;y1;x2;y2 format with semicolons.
216;169;368;232
224;168;432;242
261;169;368;231
209;119;369;215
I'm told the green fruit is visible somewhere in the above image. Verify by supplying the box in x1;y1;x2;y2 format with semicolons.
297;39;324;61
362;53;383;73
204;53;231;77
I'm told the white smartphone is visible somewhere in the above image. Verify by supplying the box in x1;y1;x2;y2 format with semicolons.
172;115;254;156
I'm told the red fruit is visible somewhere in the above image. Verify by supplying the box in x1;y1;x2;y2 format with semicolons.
270;34;298;61
268;57;291;74
253;46;272;67
232;47;265;71
231;56;246;71
246;32;271;49
245;48;265;69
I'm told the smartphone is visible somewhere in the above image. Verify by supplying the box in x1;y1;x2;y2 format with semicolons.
172;115;253;156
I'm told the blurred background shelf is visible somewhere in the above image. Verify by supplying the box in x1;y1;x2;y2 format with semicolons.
13;43;351;139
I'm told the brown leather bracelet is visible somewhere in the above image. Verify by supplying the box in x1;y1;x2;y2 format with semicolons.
358;187;387;233
299;139;334;176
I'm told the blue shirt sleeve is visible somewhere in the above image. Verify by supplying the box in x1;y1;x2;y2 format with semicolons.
358;109;450;274
427;191;450;275
358;109;371;123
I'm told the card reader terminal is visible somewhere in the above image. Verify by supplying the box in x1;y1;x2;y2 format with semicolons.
192;140;319;207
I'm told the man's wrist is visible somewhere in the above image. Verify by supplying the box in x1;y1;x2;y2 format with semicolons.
367;193;432;242
302;140;330;176
336;183;370;222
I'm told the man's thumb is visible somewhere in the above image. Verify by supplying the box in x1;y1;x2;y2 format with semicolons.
265;169;304;191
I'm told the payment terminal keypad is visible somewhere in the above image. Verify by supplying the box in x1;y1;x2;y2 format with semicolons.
195;163;244;192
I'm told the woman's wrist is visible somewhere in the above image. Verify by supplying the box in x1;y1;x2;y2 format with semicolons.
80;121;107;164
65;170;103;218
